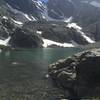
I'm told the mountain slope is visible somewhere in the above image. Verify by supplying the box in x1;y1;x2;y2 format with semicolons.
0;0;100;48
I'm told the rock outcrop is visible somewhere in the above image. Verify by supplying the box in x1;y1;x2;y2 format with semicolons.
49;49;100;99
0;16;43;48
9;28;43;48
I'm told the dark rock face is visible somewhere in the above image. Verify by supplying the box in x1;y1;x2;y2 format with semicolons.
10;28;43;48
5;0;38;15
24;21;90;45
47;0;100;42
49;49;100;99
48;0;100;26
0;16;43;48
0;26;9;39
47;0;75;19
0;16;15;39
42;27;88;45
84;21;100;42
0;0;41;23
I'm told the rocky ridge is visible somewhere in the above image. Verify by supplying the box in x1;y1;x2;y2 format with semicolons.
0;0;100;47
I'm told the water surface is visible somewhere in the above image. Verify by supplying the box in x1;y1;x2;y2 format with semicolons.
0;48;83;100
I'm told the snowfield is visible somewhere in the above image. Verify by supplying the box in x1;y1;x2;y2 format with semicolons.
66;23;95;43
0;37;11;46
42;38;75;48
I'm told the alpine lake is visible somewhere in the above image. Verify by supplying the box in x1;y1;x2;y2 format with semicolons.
0;47;88;100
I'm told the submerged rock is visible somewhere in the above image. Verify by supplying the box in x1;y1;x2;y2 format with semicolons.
48;49;100;99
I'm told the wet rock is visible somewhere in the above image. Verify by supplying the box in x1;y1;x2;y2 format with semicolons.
49;49;100;99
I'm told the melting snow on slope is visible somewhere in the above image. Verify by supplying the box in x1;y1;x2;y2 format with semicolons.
67;23;95;43
12;19;23;25
64;17;73;23
0;37;11;46
77;30;95;43
67;23;82;30
3;16;8;20
36;31;42;35
33;0;46;11
42;38;75;48
22;14;36;21
31;16;37;21
23;14;34;21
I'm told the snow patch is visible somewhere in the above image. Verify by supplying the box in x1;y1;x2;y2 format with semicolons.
77;30;95;43
67;23;95;43
33;0;46;11
12;19;23;25
23;14;32;21
42;38;75;48
0;37;11;46
3;16;8;20
36;31;42;35
67;23;82;30
64;17;73;23
31;16;37;21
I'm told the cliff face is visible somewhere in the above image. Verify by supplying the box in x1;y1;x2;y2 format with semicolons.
49;49;100;99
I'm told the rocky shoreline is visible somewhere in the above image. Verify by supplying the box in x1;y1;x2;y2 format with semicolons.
48;49;100;99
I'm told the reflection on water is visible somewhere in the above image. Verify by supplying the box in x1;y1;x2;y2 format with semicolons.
0;48;83;100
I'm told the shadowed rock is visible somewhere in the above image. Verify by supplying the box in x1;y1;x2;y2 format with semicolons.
10;28;43;48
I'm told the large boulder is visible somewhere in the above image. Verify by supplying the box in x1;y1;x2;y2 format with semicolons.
49;49;100;99
9;28;43;48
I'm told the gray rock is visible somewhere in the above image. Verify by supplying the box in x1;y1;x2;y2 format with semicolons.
49;49;100;99
9;28;43;48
